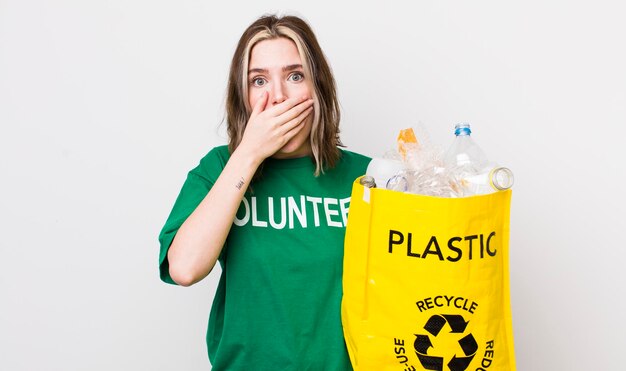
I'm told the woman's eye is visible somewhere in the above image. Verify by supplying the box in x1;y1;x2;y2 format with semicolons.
289;73;304;82
252;78;266;87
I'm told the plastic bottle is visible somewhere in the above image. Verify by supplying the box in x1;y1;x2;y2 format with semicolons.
443;123;489;173
461;166;514;195
443;123;514;196
365;157;405;190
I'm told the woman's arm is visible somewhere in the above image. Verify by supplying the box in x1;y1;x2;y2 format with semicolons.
167;92;313;286
167;149;259;286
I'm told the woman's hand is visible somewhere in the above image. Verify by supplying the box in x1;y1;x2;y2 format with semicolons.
237;91;314;164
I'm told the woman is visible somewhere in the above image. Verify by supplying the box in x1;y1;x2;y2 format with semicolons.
159;14;370;370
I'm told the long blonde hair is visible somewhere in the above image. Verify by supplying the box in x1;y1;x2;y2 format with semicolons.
226;14;343;177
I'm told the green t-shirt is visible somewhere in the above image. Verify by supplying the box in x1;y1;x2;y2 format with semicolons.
159;145;370;370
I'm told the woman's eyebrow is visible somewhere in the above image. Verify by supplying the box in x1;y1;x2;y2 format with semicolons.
248;64;303;74
282;64;303;72
248;68;268;74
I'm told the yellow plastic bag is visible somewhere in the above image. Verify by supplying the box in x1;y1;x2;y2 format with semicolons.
342;178;516;371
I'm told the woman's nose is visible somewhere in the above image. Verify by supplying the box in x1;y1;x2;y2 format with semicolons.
269;82;287;105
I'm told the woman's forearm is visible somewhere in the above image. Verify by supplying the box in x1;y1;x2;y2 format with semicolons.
167;148;261;286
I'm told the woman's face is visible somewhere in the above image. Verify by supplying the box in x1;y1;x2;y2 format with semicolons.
247;37;313;159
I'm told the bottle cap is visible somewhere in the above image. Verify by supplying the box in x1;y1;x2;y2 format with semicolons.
359;175;376;188
454;123;472;136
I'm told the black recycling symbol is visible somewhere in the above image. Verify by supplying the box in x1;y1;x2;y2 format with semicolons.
413;314;478;371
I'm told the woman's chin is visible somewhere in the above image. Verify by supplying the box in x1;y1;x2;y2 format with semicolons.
273;141;312;159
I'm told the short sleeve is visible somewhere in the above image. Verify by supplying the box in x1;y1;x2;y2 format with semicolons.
157;146;229;284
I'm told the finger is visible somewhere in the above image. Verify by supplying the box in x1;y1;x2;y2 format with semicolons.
281;106;313;135
281;112;311;143
265;95;311;117
251;91;269;116
275;98;314;125
284;120;308;143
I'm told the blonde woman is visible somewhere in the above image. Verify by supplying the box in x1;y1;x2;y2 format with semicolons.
159;14;369;370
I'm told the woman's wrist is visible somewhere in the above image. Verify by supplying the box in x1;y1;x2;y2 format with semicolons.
230;145;264;172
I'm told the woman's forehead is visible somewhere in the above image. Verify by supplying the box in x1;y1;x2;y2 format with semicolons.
249;38;302;70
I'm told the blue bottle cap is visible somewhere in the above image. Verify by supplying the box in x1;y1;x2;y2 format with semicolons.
454;123;472;136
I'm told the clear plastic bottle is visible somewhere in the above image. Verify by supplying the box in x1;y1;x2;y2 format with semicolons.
461;166;514;195
365;157;405;190
443;123;489;173
443;123;514;196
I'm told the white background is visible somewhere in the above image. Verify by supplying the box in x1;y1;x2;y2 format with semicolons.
1;1;625;370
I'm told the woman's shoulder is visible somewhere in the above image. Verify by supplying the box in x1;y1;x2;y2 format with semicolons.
330;148;371;179
191;145;231;179
338;148;371;167
200;145;230;163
